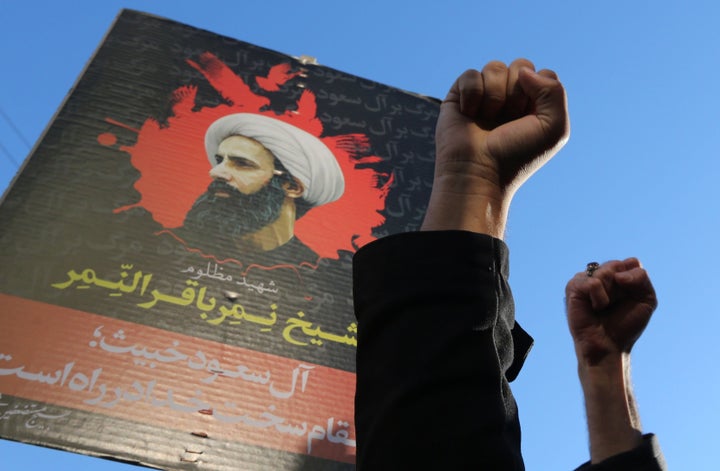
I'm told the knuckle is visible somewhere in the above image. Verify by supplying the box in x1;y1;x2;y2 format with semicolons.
484;60;508;74
512;58;535;70
460;68;482;81
565;280;575;292
537;68;559;80
457;69;483;93
566;274;585;290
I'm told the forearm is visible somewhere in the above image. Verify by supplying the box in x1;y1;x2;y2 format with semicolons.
577;355;666;470
578;353;643;463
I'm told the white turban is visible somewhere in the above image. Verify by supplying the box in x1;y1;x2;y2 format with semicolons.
205;113;345;206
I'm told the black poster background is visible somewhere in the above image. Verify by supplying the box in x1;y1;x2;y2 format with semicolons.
0;10;438;470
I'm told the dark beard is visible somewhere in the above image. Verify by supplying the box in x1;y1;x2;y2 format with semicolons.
181;178;286;248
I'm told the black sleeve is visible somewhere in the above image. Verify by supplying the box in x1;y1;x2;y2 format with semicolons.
353;231;532;470
574;434;667;471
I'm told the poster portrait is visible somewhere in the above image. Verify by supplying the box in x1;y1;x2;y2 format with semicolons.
0;10;438;470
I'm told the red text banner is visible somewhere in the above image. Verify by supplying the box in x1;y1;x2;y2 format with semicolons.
0;294;356;462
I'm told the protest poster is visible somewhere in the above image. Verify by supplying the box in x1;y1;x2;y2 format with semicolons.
0;9;438;469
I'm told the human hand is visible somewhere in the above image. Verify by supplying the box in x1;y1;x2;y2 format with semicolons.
565;258;658;365
434;59;570;201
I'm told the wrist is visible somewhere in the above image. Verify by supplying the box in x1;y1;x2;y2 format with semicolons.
577;350;627;376
421;174;511;238
577;353;629;402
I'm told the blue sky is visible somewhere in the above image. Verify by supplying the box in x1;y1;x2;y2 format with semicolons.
1;1;718;469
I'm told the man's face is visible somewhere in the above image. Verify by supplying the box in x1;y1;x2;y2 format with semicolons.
209;135;277;195
181;135;289;246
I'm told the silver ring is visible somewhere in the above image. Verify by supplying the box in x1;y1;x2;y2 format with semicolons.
586;262;600;277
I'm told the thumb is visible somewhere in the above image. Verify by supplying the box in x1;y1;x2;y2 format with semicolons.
485;69;569;173
517;67;570;146
614;267;659;310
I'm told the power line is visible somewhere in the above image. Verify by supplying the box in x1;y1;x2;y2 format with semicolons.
0;105;31;169
0;105;32;150
0;139;20;168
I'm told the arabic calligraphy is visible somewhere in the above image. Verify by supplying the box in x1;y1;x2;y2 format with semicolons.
89;326;313;396
307;417;356;453
51;264;357;349
181;262;280;294
283;313;358;347
51;264;153;297
0;395;71;430
0;363;353;452
0;326;356;454
182;261;233;282
236;277;278;295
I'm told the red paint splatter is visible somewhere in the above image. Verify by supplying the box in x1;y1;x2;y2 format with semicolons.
256;63;302;92
297;134;393;255
97;133;117;146
103;52;390;261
